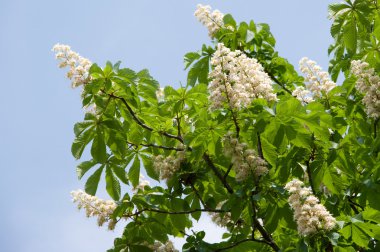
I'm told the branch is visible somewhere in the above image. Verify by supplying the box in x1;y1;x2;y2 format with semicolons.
176;113;182;138
257;132;264;159
215;238;268;252
223;164;233;180
347;196;363;214
124;207;228;218
140;142;184;151
109;93;183;143
190;183;208;208
203;153;234;194
231;110;240;138
306;146;316;195
266;71;292;95
374;118;379;139
253;218;280;251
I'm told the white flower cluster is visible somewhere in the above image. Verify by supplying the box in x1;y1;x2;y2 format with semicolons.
153;147;186;180
209;43;277;110
298;57;336;99
350;60;380;118
156;87;165;103
210;201;232;227
144;241;178;252
71;189;117;230
292;86;314;103
52;43;92;88
285;179;336;236
133;174;150;192
194;4;224;38
223;133;268;181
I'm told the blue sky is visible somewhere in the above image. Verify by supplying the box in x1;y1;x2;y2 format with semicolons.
0;1;335;251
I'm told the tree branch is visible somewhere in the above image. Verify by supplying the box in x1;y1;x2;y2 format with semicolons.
266;71;292;95
190;182;208;208
139;142;184;151
215;238;269;252
257;132;264;159
109;93;183;143
231;110;240;138
374;118;379;139
306;146;316;195
203;153;234;194
253;218;280;251
124;207;228;218
223;164;233;180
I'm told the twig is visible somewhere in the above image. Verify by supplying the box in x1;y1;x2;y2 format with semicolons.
190;183;208;208
203;153;234;194
109;93;183;142
123;207;228;218
223;164;233;180
257;132;264;159
215;238;268;251
374;118;379;139
253;218;280;251
266;71;292;95
231;110;240;138
306;146;316;195
140;142;184;151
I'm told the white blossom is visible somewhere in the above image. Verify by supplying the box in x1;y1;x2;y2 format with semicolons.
209;43;276;110
194;4;224;38
133;174;150;192
70;189;117;230
144;240;178;252
209;201;232;227
223;133;268;181
285;179;336;236
156;87;165;103
152;145;186;180
299;57;336;99
350;60;380;118
292;86;314;103
52;43;92;88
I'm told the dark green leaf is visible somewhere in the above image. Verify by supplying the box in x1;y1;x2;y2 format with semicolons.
85;166;104;195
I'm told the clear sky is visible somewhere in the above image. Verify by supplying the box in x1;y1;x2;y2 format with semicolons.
0;1;335;251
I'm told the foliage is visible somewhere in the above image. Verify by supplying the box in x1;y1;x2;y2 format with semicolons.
60;1;380;251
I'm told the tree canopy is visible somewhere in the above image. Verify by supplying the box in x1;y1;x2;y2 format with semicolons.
53;1;380;251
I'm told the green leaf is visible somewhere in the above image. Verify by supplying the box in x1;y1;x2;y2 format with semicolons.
260;136;277;167
106;166;121;200
85;166;104;195
351;223;370;248
141;154;159;181
363;208;380;223
91;128;108;163
184;52;201;70
187;56;209;86
191;198;201;221
74;121;94;137
129;157;140;187
76;159;97;179
223;14;236;29
343;19;357;53
71;127;95;159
